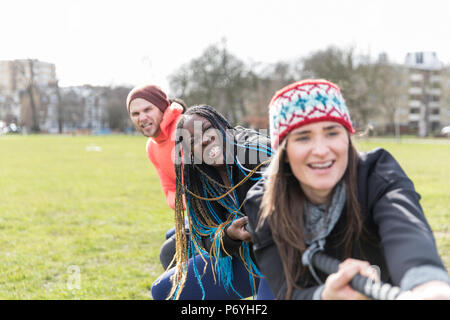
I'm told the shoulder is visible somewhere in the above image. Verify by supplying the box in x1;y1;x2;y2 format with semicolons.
358;147;414;189
244;177;265;225
158;103;183;138
357;147;420;217
166;103;184;127
233;126;272;169
243;178;274;250
245;175;266;205
233;126;271;147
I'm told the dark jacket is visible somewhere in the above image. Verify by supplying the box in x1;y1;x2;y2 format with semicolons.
196;126;272;257
244;148;447;299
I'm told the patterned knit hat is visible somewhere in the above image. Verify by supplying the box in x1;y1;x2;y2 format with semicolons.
126;84;169;114
268;79;354;149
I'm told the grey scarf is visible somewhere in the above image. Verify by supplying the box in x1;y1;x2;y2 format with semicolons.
301;180;347;283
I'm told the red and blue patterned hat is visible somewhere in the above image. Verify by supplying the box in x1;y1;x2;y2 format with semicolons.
268;79;354;149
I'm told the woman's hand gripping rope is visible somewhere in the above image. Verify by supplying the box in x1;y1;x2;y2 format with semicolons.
225;216;252;242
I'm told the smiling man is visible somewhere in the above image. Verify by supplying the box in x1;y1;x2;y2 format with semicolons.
126;84;186;270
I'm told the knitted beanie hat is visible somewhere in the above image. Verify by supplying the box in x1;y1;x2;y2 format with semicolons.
268;79;354;149
126;84;170;114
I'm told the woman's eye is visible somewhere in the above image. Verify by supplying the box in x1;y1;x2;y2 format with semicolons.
328;131;339;137
295;136;309;141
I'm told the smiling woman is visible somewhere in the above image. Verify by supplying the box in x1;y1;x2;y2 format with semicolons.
182;114;228;167
150;105;274;300
244;79;450;300
285;122;349;205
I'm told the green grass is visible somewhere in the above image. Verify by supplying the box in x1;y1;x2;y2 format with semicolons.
0;135;448;299
355;138;450;272
0;135;173;299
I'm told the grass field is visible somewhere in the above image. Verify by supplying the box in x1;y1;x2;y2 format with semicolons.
0;135;448;299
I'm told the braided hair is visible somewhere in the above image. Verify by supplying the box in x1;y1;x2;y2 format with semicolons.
168;105;271;300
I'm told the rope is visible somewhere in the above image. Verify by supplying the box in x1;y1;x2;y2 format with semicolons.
310;251;404;300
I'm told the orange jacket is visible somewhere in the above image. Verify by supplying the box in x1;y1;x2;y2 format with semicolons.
146;102;183;210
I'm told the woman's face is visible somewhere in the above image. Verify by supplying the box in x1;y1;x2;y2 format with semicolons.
182;114;225;167
285;121;349;204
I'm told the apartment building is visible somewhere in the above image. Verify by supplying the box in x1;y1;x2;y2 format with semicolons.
0;59;57;130
371;52;450;136
404;52;450;136
0;59;56;95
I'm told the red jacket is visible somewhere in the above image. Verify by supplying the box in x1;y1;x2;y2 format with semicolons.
146;102;183;210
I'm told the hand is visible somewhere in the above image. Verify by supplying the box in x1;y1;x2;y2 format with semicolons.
225;216;252;242
397;281;450;300
322;258;379;300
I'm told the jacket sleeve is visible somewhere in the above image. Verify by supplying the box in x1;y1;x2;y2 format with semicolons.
368;150;448;289
147;141;176;211
159;173;176;210
245;179;324;300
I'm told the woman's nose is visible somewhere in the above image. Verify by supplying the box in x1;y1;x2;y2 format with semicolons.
311;139;330;157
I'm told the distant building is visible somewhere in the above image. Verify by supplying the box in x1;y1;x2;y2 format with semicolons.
0;60;115;134
0;59;57;131
371;51;450;136
404;51;450;136
0;59;56;95
405;52;443;70
57;85;110;134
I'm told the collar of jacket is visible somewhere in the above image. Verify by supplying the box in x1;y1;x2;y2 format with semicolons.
151;102;183;144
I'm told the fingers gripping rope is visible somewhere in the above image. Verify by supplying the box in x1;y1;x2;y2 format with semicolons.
308;251;404;300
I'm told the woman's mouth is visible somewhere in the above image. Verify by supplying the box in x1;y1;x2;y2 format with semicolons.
308;160;335;170
208;145;221;159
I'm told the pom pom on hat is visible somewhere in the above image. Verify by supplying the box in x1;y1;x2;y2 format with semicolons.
126;84;169;114
268;79;354;150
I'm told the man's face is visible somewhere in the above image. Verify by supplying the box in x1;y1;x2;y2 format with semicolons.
129;98;164;137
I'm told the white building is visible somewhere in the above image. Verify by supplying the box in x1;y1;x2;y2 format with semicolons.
0;59;56;95
0;59;57;130
404;51;449;136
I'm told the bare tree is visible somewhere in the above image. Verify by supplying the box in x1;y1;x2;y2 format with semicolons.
302;46;377;129
370;56;407;134
16;59;41;132
169;40;247;124
0;95;18;124
103;86;132;132
50;80;64;134
241;61;298;128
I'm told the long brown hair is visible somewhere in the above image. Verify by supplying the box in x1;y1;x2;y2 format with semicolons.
258;134;362;299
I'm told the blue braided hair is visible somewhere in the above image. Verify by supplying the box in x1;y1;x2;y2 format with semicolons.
168;105;272;300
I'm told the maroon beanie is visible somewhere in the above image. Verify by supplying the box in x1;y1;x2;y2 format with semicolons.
126;84;170;114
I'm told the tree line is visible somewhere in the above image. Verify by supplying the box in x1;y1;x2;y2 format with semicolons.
3;43;407;133
169;41;405;131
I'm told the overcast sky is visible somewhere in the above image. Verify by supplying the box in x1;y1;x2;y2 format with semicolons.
2;0;450;93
